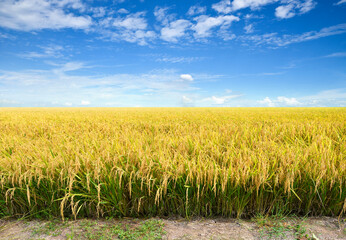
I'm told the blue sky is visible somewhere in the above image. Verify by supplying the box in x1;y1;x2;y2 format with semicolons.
0;0;345;107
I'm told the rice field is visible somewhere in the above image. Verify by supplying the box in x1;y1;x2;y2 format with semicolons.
0;108;345;219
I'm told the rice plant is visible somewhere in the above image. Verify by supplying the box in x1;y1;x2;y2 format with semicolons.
0;108;345;219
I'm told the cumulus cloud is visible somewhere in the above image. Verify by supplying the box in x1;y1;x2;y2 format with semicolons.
180;74;194;81
0;0;92;31
193;15;240;38
161;19;191;42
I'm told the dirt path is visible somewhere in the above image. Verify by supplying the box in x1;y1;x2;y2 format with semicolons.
0;217;344;240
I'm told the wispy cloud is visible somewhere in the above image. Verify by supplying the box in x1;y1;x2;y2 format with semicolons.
335;0;346;5
0;32;14;39
244;24;254;34
154;6;175;26
155;55;205;64
19;45;64;59
0;65;201;106
242;23;346;46
323;52;346;58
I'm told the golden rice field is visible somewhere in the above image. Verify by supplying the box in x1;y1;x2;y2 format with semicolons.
0;108;345;219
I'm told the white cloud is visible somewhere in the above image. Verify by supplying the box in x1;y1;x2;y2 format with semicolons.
324;52;346;58
335;0;346;5
0;99;19;105
193;15;240;38
81;100;90;105
182;96;193;103
0;0;92;31
244;24;254;33
64;102;73;106
161;19;191;42
213;0;278;13
0;66;200;106
154;7;175;26
180;74;194;81
243;23;346;46
19;45;64;59
0;32;14;39
202;95;242;105
258;97;275;107
275;4;295;18
212;0;232;14
299;0;316;14
53;61;86;74
100;12;156;45
258;89;346;107
212;0;315;18
187;5;207;16
232;0;279;11
277;96;301;105
258;96;301;106
91;7;106;18
300;89;346;101
275;0;316;19
112;12;147;30
117;8;129;14
156;56;203;63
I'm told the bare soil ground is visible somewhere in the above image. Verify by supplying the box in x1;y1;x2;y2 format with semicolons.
0;217;344;240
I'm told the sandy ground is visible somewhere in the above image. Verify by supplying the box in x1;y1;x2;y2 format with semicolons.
0;217;345;240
